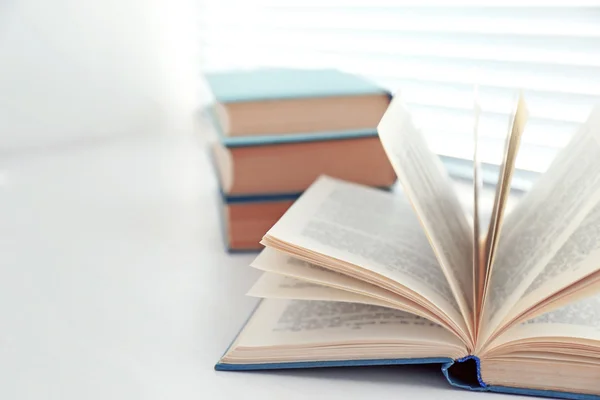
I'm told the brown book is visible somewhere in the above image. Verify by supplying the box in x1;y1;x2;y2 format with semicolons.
216;94;390;137
212;136;397;196
205;68;391;138
223;199;295;251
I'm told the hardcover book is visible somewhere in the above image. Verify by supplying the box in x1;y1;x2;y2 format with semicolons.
210;137;396;196
216;93;600;398
204;68;391;147
218;192;299;253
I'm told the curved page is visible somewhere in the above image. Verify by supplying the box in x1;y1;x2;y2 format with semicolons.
377;95;474;330
486;292;600;355
250;247;468;342
263;176;468;342
248;272;408;310
480;107;600;347
220;298;468;365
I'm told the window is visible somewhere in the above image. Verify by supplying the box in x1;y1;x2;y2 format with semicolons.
199;3;600;190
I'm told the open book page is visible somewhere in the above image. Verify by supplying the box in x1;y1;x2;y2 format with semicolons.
251;248;434;317
523;202;600;297
481;95;529;307
248;272;403;309
472;89;483;323
221;298;468;364
479;107;600;348
485;292;600;358
519;293;600;341
263;176;469;344
250;248;466;339
481;317;600;398
504;201;600;326
377;95;474;328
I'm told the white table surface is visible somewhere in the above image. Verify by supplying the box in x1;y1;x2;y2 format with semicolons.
0;131;522;400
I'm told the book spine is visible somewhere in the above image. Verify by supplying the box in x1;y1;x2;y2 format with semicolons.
441;355;487;391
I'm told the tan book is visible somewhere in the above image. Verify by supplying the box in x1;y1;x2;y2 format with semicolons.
222;199;295;252
204;68;390;138
216;93;600;398
212;136;397;196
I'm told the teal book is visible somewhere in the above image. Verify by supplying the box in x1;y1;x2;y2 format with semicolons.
203;68;391;147
215;95;600;398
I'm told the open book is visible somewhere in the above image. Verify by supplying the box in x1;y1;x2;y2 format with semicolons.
216;94;600;398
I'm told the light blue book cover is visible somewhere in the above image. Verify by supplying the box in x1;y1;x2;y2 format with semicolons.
203;68;390;147
205;67;389;104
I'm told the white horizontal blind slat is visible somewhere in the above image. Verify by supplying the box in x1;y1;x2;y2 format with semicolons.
200;7;600;36
200;30;600;68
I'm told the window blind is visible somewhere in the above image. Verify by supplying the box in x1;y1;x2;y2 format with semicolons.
199;3;600;189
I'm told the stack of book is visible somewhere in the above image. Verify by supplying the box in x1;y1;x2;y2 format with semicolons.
205;68;397;252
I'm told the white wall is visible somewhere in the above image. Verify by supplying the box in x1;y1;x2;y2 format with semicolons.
0;0;200;152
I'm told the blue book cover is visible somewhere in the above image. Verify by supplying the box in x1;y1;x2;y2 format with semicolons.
205;68;389;104
215;128;381;148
